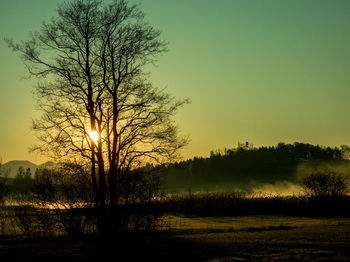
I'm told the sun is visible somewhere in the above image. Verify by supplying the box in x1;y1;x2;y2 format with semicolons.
88;130;99;144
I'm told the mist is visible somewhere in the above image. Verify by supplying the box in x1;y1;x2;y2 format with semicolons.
250;181;304;197
296;159;350;181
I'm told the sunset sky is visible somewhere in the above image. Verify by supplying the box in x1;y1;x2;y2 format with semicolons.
1;0;350;164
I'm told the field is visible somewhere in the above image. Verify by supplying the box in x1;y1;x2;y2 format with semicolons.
1;215;350;261
171;215;350;261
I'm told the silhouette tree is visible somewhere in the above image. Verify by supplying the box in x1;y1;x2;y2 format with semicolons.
302;171;349;199
16;166;25;180
7;0;188;214
13;167;33;195
24;168;32;181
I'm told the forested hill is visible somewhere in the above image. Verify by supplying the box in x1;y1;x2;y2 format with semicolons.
158;142;349;192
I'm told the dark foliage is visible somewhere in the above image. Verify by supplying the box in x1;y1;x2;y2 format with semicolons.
12;167;34;195
33;164;92;204
1;167;34;197
114;168;163;206
161;142;343;192
302;171;349;199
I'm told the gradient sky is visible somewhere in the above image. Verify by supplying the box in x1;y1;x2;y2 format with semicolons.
1;0;350;164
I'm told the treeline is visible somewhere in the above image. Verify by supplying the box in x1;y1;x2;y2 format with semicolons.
159;142;347;192
1;142;348;196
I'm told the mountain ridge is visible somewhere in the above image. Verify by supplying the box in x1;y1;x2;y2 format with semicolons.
0;160;55;178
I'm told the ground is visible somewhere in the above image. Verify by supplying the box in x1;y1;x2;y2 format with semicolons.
1;216;350;261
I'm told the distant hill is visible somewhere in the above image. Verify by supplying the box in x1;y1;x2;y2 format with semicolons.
0;160;56;178
158;142;346;193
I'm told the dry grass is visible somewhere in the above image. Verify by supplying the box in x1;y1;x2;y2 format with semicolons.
158;192;350;217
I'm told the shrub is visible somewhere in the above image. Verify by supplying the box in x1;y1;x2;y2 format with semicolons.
115;169;163;205
301;171;349;199
33;163;94;237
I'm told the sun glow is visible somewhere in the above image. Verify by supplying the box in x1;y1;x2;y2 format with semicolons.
88;131;99;144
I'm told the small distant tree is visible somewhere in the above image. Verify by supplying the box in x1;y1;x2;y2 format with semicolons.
24;168;32;181
301;171;349;199
13;167;34;195
15;167;25;180
34;168;56;202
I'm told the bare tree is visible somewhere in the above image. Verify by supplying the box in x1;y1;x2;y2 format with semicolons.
302;171;349;199
7;0;188;212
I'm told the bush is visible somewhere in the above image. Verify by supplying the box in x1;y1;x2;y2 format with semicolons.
301;171;349;199
33;163;94;237
115;169;163;205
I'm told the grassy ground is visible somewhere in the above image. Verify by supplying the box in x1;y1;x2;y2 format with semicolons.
175;216;350;261
1;215;350;261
